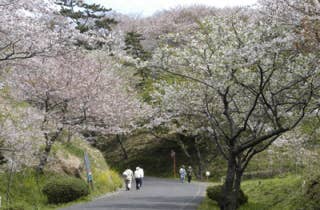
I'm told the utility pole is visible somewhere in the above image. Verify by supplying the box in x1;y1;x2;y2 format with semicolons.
170;150;176;178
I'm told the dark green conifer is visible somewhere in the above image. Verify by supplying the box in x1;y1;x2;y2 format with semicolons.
124;31;152;82
124;31;151;61
56;0;117;33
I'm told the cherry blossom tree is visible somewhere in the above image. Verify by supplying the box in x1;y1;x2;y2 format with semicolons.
0;0;76;174
0;0;75;62
263;0;320;53
8;51;150;173
0;0;150;174
149;81;218;178
0;98;43;170
0;0;120;67
151;10;320;210
0;93;44;205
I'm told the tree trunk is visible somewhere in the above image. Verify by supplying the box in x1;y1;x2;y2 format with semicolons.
176;134;191;158
195;140;203;180
37;138;54;174
234;169;243;204
67;127;72;143
116;134;128;160
221;154;245;210
37;129;62;174
221;155;237;210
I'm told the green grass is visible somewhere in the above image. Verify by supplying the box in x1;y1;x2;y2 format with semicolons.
240;176;303;210
198;197;220;210
198;175;314;210
0;169;122;210
0;170;65;210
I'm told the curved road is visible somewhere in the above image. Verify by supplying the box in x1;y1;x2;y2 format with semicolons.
62;177;208;210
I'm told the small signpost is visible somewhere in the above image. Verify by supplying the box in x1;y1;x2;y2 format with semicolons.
205;171;210;181
84;152;94;190
170;150;176;178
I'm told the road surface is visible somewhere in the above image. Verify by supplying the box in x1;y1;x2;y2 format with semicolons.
61;177;208;210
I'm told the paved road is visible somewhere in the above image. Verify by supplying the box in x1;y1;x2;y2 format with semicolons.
61;177;208;210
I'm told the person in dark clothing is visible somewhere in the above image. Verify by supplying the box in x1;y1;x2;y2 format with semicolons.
187;166;193;183
134;167;143;190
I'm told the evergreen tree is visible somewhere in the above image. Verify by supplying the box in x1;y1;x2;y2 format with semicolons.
124;31;152;89
124;31;151;61
56;0;117;33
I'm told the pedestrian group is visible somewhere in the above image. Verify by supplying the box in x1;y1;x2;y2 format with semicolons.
122;165;194;191
179;165;193;183
122;166;144;191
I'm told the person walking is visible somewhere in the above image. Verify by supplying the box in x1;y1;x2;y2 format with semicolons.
134;167;143;190
179;165;186;183
139;167;144;187
122;168;133;191
187;166;193;183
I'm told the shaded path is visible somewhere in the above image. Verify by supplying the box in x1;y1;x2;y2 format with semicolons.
61;177;208;210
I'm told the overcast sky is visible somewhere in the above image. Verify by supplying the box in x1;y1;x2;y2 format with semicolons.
86;0;257;16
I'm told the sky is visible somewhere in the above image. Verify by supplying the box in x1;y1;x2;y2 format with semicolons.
86;0;258;16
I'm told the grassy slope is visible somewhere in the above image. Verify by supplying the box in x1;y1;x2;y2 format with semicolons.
55;138;123;197
198;175;315;210
0;138;122;210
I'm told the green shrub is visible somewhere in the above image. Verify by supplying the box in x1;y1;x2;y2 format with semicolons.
206;185;248;208
2;205;25;210
305;174;320;207
94;169;122;193
42;176;89;204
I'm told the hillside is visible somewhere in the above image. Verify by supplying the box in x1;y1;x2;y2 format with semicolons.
0;135;122;210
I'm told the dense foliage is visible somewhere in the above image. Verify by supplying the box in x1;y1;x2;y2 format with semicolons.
305;174;320;208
